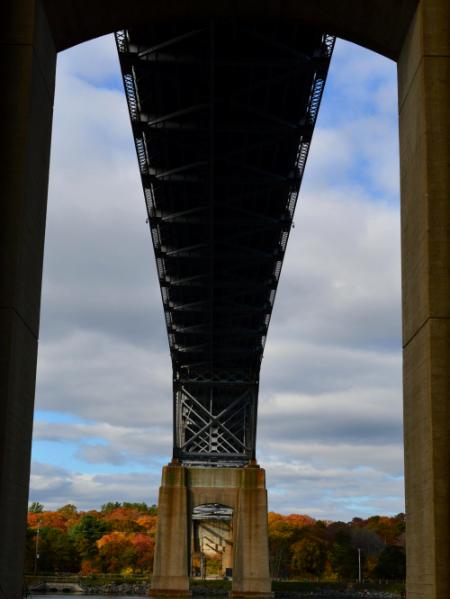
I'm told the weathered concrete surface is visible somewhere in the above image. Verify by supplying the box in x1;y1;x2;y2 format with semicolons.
223;540;233;575
151;465;191;596
229;470;272;598
397;1;450;598
151;465;272;598
0;2;55;598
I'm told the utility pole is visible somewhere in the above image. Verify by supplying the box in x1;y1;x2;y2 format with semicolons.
357;548;362;583
34;526;40;574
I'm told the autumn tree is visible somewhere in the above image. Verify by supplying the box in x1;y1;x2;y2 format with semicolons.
96;532;155;574
364;515;405;546
96;532;135;573
28;510;67;531
130;533;155;571
103;507;144;532
268;512;315;578
136;515;158;536
23;501;405;580
291;537;327;578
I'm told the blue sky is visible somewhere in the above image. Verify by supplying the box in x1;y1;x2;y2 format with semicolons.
30;34;403;520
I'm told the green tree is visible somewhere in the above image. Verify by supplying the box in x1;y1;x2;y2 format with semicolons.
329;541;361;580
37;527;79;572
57;504;78;519
24;527;37;573
101;502;121;514
373;545;406;580
29;501;44;513
69;514;109;560
122;502;151;513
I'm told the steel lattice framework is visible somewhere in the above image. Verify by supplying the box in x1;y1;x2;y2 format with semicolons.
116;20;334;466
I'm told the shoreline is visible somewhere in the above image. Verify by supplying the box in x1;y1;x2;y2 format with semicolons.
29;582;403;598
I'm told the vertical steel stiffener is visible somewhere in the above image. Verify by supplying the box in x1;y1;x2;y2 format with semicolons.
116;21;334;466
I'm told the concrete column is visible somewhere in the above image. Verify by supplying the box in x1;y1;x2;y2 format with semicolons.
0;2;55;598
152;465;272;597
232;468;272;598
397;0;450;597
151;465;191;596
222;540;233;575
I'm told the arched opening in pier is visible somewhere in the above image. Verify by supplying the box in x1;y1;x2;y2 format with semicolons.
191;504;233;579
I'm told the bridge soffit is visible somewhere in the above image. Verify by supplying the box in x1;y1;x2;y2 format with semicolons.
41;0;418;60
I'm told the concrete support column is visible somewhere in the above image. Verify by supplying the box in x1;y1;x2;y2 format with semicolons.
0;2;55;597
152;465;272;597
397;0;450;598
151;465;191;596
222;541;233;575
232;468;272;598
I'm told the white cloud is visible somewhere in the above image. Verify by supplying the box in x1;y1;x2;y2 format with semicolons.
34;420;171;463
270;189;401;350
36;330;172;427
264;457;404;520
57;34;123;91
30;462;161;510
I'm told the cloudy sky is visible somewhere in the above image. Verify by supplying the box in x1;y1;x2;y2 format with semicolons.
30;33;404;521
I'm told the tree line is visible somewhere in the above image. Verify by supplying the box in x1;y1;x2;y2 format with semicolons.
267;512;405;580
25;502;405;581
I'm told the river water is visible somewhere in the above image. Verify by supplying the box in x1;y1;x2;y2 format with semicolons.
31;593;400;599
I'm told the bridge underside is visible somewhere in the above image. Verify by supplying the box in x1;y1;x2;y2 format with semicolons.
117;20;334;466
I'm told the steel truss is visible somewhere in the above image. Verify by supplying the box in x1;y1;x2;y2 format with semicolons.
192;504;233;521
174;381;257;466
116;20;334;467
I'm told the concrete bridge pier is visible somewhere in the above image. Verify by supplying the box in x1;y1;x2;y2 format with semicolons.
0;2;55;597
397;1;450;597
151;465;191;596
151;464;272;598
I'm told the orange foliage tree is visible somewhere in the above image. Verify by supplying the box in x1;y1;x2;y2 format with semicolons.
24;502;405;581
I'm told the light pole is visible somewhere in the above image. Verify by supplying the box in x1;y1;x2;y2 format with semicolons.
34;522;40;574
357;548;362;583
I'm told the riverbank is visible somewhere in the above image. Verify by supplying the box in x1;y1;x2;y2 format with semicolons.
27;578;404;598
272;581;404;598
78;592;401;599
31;591;403;598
